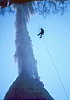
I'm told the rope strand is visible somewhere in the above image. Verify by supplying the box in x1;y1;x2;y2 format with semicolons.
35;15;69;100
43;38;69;100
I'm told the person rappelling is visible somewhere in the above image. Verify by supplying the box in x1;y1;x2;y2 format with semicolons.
38;28;44;38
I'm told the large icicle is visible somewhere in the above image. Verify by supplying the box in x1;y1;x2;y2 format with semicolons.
14;3;39;79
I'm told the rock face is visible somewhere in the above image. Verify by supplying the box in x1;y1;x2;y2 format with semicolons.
4;73;54;100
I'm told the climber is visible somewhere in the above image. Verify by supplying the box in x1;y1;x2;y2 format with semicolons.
38;28;44;38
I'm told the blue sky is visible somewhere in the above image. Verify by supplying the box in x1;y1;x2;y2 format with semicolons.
0;3;70;100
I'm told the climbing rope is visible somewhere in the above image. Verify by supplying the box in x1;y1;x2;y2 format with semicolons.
42;38;69;100
35;15;69;100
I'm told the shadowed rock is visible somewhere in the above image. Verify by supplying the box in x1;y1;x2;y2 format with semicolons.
4;72;54;100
